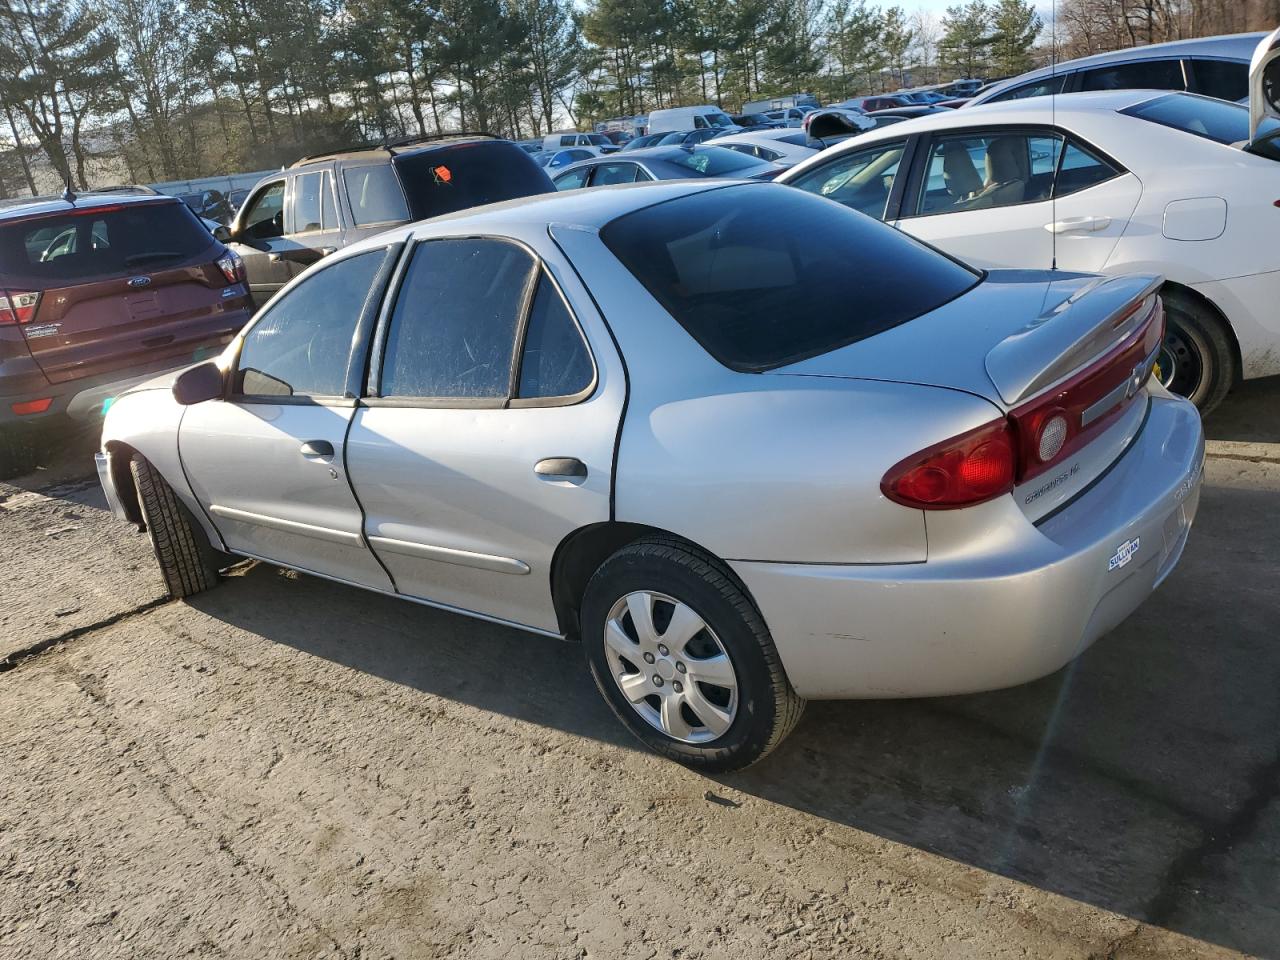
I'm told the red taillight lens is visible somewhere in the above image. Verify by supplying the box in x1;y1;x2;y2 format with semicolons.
11;397;52;416
216;252;244;284
1008;294;1164;483
882;418;1016;509
0;290;40;325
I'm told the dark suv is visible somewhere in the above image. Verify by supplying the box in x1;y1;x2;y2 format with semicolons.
220;134;555;304
0;192;251;465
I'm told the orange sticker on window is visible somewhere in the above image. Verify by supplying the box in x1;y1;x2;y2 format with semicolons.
433;165;452;184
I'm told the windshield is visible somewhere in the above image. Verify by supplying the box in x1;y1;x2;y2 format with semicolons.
601;184;980;372
707;112;735;128
666;147;770;176
1120;93;1280;160
393;141;554;219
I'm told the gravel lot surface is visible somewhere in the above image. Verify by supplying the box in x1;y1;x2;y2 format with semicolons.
1;380;1278;959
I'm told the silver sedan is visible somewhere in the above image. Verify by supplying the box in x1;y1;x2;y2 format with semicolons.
97;182;1204;770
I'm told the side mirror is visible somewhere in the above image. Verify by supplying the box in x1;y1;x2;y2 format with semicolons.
172;361;226;405
1249;26;1280;144
213;224;233;243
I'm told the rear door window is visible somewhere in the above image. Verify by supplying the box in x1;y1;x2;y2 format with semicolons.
592;163;642;185
0;201;216;286
913;132;1062;216
379;238;536;399
1054;140;1121;196
342;165;410;226
1191;59;1249;101
554;166;591;190
1079;58;1186;92
292;172;324;233
516;277;594;399
601;185;979;372
235;248;390;398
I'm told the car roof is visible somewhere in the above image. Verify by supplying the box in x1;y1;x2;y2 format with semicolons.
0;192;180;223
290;134;504;168
713;129;804;145
974;32;1266;103
857;88;1163;136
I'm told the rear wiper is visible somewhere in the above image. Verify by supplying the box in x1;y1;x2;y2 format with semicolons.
124;251;183;266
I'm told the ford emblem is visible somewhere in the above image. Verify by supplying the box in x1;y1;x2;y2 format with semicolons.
127;276;152;288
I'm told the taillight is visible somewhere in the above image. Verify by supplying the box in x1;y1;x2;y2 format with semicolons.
881;418;1016;509
0;290;40;325
1007;294;1163;483
11;397;52;415
216;251;244;284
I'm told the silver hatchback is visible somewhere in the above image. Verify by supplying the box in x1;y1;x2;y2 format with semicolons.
98;182;1204;769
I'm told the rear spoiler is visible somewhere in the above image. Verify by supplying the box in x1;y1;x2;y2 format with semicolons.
985;273;1164;405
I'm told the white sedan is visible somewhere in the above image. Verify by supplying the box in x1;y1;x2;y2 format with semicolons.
779;87;1280;410
710;129;820;166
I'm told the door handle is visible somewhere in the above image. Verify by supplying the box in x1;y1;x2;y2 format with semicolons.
535;457;587;481
300;440;334;461
1045;216;1111;234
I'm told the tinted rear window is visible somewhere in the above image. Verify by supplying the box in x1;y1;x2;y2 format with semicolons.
1121;93;1280;159
601;185;980;372
665;147;769;176
393;141;554;221
0;201;216;286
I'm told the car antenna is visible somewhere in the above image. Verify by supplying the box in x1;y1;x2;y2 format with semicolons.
61;180;76;206
1050;0;1058;271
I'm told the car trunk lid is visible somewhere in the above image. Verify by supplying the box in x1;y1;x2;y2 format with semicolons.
0;200;250;385
775;269;1165;520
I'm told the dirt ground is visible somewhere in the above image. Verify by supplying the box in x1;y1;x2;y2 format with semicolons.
1;381;1278;960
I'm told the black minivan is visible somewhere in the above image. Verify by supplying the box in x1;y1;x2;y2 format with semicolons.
219;134;554;304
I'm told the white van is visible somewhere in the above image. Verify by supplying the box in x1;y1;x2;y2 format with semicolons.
541;132;617;153
645;105;739;135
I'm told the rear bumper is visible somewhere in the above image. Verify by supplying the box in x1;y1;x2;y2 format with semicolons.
0;335;233;426
732;393;1205;700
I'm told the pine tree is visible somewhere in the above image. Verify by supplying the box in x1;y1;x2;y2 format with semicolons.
938;0;991;79
987;0;1040;76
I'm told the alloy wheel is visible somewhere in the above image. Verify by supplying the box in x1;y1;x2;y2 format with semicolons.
602;590;739;744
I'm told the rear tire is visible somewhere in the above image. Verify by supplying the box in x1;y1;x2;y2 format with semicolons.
581;537;804;771
1158;289;1235;414
130;455;224;598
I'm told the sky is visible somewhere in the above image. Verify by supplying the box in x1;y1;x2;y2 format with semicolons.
910;0;1056;25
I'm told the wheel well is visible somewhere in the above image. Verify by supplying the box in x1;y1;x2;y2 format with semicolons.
550;523;748;642
103;441;143;527
1161;280;1242;385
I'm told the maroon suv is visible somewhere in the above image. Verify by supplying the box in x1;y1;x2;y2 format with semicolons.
0;192;251;463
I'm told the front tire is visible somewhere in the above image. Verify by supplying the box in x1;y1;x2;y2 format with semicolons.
581;537;804;771
1158;289;1236;414
130;455;225;598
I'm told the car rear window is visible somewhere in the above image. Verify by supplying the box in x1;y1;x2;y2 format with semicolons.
665;147;769;176
393;141;554;221
1120;93;1280;160
0;201;216;287
601;184;980;372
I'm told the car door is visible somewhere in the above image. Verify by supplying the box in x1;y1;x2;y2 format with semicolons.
179;245;399;589
345;235;625;634
1037;137;1141;274
225;178;294;302
894;129;1059;269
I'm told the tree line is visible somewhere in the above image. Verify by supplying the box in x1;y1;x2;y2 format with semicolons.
0;0;1273;195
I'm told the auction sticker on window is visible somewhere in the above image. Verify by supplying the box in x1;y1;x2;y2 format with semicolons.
1108;537;1140;571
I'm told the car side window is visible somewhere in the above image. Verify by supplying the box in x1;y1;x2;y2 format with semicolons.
786;141;907;221
554;166;591;190
380;238;536;399
342;165;410;226
912;132;1063;217
1192;59;1248;101
235;249;389;398
988;74;1067;103
516;276;594;400
1054;140;1121;197
241;181;285;240
592;162;641;185
292;172;323;233
1079;58;1185;92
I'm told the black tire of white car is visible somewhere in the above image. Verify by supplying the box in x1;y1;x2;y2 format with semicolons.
581;537;805;771
1161;289;1236;415
130;455;224;598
